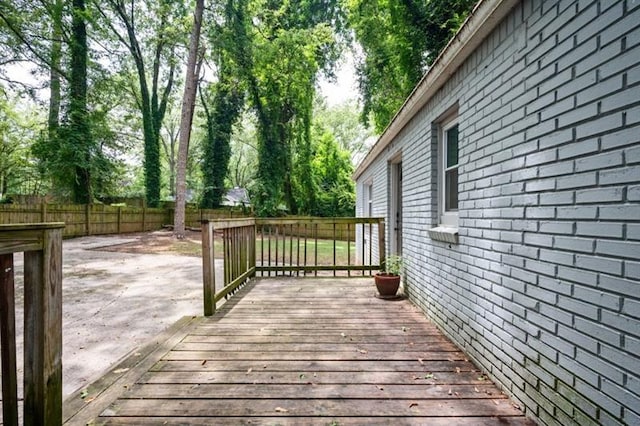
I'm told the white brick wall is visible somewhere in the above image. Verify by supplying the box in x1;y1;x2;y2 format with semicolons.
356;0;640;424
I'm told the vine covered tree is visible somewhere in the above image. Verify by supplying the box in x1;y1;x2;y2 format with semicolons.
346;0;476;132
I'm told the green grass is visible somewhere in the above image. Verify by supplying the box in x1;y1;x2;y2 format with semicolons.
256;236;356;266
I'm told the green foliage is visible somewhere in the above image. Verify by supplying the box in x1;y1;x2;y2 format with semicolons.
382;254;403;276
308;129;355;217
346;0;476;133
244;0;341;216
200;0;246;209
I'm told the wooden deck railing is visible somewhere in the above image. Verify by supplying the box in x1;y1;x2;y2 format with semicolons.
202;219;256;316
255;217;385;277
201;217;385;316
0;223;64;425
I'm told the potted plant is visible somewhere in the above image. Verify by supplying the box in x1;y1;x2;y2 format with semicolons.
374;254;403;298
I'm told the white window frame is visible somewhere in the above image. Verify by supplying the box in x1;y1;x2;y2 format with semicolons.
439;117;459;228
366;182;373;217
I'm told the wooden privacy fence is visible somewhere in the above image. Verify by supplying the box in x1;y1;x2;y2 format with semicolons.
0;203;249;238
0;223;64;425
201;217;385;315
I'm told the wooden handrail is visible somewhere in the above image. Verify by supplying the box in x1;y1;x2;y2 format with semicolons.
201;219;256;316
0;222;64;425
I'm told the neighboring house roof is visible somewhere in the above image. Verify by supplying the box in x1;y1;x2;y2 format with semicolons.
353;0;519;180
222;187;251;206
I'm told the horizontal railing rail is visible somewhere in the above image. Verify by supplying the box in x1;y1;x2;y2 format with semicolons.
0;223;65;425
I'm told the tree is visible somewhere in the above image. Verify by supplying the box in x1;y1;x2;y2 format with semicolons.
97;0;187;207
173;0;204;238
346;0;476;132
199;0;245;209
238;0;341;216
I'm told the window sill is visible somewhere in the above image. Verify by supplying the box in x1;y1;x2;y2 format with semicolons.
428;226;459;244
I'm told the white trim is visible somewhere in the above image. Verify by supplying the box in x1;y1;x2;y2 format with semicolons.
439;117;459;228
353;0;519;180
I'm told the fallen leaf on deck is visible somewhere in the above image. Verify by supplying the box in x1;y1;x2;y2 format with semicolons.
201;360;207;365
377;386;384;391
246;368;253;375
113;368;129;374
424;373;434;379
85;396;95;403
80;390;89;399
474;387;480;393
299;373;306;379
418;358;424;365
455;367;461;374
448;389;452;395
275;407;289;413
341;332;346;338
409;403;419;408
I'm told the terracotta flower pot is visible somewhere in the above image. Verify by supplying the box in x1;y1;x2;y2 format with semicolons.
374;273;401;297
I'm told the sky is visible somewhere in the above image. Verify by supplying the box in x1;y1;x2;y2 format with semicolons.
318;50;359;106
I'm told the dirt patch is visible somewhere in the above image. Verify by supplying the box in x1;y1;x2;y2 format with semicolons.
94;229;203;257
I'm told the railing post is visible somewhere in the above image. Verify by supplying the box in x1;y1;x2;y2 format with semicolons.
0;253;18;426
24;226;63;425
378;218;386;272
202;220;216;316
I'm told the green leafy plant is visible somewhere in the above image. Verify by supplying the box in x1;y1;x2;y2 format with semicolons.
382;254;403;276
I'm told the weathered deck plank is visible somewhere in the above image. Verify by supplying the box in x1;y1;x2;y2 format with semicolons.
64;278;534;425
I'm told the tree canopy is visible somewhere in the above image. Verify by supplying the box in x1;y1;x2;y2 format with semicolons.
0;0;475;216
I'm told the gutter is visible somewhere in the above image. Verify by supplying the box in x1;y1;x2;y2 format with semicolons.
353;0;520;180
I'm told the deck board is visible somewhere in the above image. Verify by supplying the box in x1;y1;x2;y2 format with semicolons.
64;277;534;425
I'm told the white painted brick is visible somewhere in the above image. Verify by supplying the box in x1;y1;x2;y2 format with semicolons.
576;187;624;204
576;222;624;238
557;138;599;160
539;190;574;205
629;185;640;201
576;254;623;275
539;221;574;234
556;171;597;190
600;124;640;150
575;151;624;173
557;206;597;219
600;204;640;220
627;223;640;240
557;265;598;286
554;236;594;253
596;240;640;259
600;166;640;185
576;112;624;139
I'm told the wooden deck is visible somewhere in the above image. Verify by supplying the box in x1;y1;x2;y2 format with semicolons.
63;277;534;425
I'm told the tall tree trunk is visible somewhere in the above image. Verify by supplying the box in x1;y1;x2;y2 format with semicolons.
70;0;91;204
107;0;176;207
174;0;204;238
48;0;63;140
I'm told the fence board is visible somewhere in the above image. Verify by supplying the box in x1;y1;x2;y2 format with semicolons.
0;204;249;238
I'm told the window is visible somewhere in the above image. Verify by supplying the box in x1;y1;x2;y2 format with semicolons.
366;183;373;216
440;119;459;228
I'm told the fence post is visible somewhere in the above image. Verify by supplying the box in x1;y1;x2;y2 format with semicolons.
41;202;47;222
117;206;122;234
378;218;386;272
0;253;18;426
85;204;91;236
23;226;63;424
142;207;146;232
202;221;216;316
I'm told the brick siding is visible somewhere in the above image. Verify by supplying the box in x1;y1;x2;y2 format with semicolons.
356;0;640;424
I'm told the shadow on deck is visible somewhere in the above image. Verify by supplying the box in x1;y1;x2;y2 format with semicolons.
63;277;534;425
